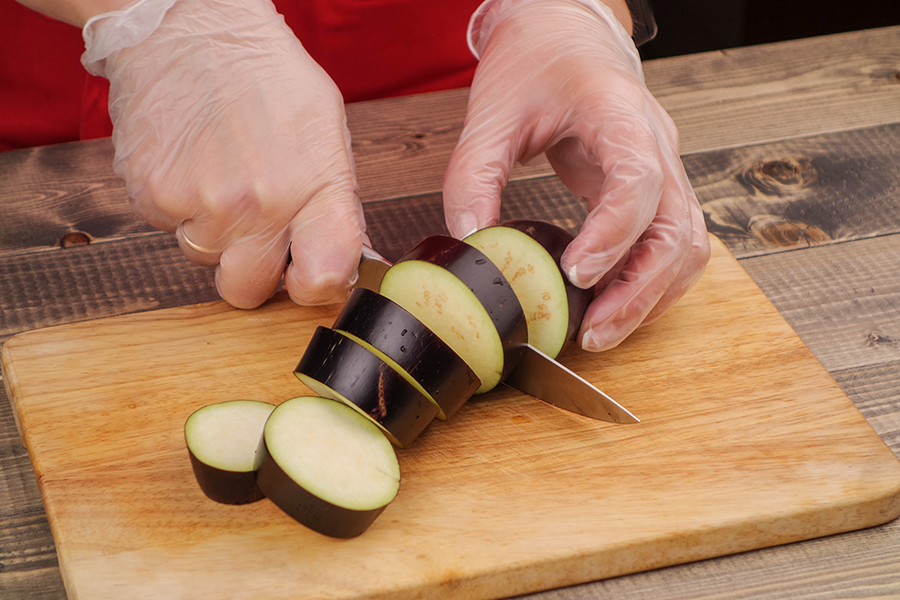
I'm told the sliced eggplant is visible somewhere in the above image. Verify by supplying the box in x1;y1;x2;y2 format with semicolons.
255;396;400;538
184;400;276;505
294;326;439;448
464;220;592;358
380;235;528;394
332;287;480;421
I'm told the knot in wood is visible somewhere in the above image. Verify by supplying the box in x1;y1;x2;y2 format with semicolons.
865;332;897;347
748;214;831;248
741;157;817;195
58;231;92;248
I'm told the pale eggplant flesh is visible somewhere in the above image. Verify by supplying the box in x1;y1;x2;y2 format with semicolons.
184;400;276;505
464;220;592;358
255;396;400;538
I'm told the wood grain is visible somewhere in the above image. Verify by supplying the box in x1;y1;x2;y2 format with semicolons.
740;234;900;373
0;393;66;600
0;234;219;345
687;123;900;258
347;26;900;201
646;26;900;156
516;516;900;600
4;235;900;600
0;138;147;257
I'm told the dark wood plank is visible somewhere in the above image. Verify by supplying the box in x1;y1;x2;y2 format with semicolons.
346;88;469;203
687;123;900;258
0;235;219;346
0;138;148;256
518;517;900;599
0;568;67;600
4;117;898;270
0;386;67;600
347;26;900;201
646;26;900;155
739;234;900;374
833;360;900;451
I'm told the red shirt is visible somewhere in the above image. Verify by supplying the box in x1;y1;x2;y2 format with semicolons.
1;0;481;151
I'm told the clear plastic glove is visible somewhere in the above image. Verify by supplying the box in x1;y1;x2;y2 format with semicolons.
444;0;711;351
82;0;365;308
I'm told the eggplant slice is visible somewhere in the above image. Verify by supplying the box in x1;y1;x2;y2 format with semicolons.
464;220;592;358
184;400;276;505
256;396;400;538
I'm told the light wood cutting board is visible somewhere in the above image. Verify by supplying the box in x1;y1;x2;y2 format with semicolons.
3;235;900;600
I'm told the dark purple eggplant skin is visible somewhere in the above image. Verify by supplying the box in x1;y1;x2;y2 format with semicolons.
395;235;528;382
188;452;266;505
332;287;480;420
294;326;439;448
494;220;593;352
255;439;385;538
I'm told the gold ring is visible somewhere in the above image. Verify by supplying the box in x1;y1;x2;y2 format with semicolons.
178;224;218;254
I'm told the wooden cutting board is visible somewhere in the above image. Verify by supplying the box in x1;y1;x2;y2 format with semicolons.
3;235;900;600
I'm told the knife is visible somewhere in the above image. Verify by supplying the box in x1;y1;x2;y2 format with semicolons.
356;245;392;292
502;343;639;424
355;248;639;424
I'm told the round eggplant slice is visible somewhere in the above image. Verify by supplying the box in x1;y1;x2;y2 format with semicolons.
184;400;276;505
294;326;439;448
256;396;400;538
464;220;592;358
380;235;528;394
332;287;480;421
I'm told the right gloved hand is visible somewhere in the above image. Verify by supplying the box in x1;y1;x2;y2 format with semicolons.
444;0;710;352
83;0;366;308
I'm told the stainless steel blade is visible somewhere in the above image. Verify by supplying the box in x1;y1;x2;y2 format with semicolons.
503;344;639;424
355;246;392;292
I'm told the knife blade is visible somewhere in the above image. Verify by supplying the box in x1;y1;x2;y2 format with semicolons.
356;245;392;292
355;248;638;424
503;344;639;424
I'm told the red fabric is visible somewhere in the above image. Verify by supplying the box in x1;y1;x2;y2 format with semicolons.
1;0;481;151
0;3;87;151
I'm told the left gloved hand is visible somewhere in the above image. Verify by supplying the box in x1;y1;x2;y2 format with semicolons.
443;0;710;351
82;0;365;309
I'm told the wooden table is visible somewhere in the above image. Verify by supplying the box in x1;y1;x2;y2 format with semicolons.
2;25;900;600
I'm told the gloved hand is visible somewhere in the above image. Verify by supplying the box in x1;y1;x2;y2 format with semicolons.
82;0;365;308
444;0;710;351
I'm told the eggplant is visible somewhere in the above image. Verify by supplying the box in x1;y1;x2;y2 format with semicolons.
464;220;592;358
380;235;528;394
332;287;480;421
184;400;276;505
294;326;440;448
255;396;400;538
